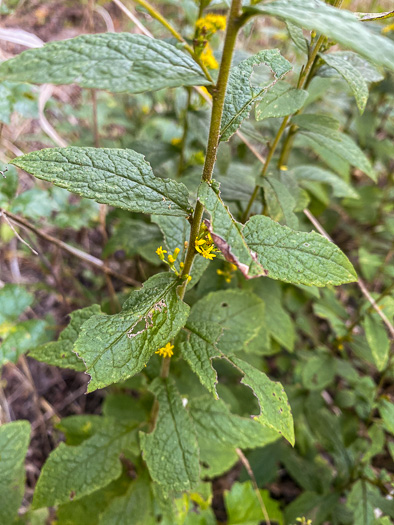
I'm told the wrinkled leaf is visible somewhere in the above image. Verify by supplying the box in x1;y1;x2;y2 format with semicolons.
230;357;295;446
255;82;308;120
320;52;369;113
0;33;210;93
29;305;102;371
33;420;137;509
189;396;279;449
75;273;189;392
243;215;357;287
220;49;292;141
12;147;191;217
362;314;390;371
140;377;200;492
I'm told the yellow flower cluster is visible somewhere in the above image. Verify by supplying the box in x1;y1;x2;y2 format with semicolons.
195;14;226;34
217;263;237;283
195;227;218;260
155;245;192;282
155;342;174;358
200;44;218;70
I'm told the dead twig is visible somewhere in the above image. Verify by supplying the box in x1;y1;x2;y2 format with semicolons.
1;209;141;287
236;448;271;525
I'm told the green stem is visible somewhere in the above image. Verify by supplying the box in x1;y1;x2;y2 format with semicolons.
180;0;243;292
132;0;214;83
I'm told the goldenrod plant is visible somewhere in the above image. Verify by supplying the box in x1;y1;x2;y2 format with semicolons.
0;0;394;523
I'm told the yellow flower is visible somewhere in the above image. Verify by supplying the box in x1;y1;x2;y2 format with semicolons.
196;13;226;34
200;44;219;70
201;244;216;260
168;247;181;264
171;137;182;147
155;342;174;358
382;23;394;34
156;246;167;260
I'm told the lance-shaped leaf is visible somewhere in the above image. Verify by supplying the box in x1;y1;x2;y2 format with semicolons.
320;52;369;114
292;165;359;199
220;49;292;141
243;215;357;287
74;273;190;392
198;181;266;278
244;0;394;71
292;114;376;181
189;396;280;449
255;82;309;121
0;33;210;93
0;421;31;525
229;357;295;446
140;377;200;492
11;148;191;217
29;305;102;371
33;420;137;509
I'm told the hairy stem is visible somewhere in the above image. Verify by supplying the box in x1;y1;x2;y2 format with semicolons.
180;0;243;290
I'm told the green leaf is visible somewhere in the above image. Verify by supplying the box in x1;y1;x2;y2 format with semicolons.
74;273;190;392
0;319;47;366
188;396;279;449
199;440;238;479
220;49;292;141
140;377;200;492
292;115;375;181
0;284;33;324
225;481;284;525
286;22;308;54
29;305;102;371
0;421;31;525
100;477;154;525
379;399;394;435
242;215;357;287
229;357;295;446
245;0;394;71
362;314;390;371
33;419;137;509
255;82;309;121
318;51;384;84
346;480;375;525
261;174;299;228
0;33;210;93
189;289;269;355
320;52;369;113
180;320;223;397
56;474;131;525
292;165;359;199
11;147;191;217
250;278;295;352
198;181;266;278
